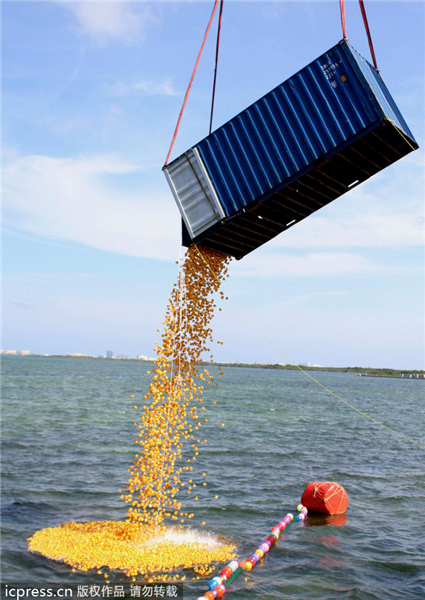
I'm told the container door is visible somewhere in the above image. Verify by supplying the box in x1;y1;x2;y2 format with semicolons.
163;148;225;239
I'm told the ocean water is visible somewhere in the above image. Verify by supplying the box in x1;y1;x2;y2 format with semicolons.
2;355;424;599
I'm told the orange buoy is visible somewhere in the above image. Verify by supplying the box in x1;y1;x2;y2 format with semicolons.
301;482;348;515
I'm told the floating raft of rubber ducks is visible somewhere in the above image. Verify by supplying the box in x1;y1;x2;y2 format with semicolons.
195;504;308;599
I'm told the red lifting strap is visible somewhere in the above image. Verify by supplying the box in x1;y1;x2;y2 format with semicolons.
339;0;347;39
358;0;378;70
164;0;220;167
340;0;378;70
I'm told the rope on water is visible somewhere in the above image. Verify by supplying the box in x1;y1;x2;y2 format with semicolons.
194;245;424;450
195;505;308;599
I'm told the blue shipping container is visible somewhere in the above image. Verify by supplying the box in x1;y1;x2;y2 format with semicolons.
163;40;418;259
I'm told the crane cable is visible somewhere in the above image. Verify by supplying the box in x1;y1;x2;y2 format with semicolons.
339;0;378;70
209;0;225;135
164;0;220;167
165;0;379;166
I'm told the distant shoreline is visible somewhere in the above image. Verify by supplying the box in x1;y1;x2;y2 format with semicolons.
2;353;424;378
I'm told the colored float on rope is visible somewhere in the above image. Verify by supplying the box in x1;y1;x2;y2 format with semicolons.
296;504;308;521
196;506;307;599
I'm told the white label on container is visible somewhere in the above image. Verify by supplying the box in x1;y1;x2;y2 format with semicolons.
321;60;340;81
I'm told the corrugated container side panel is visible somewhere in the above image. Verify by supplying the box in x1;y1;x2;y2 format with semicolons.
227;118;265;196
235;111;274;192
345;44;416;141
208;128;250;213
261;94;297;177
283;77;324;162
268;88;310;170
197;42;383;217
292;75;331;156
315;46;382;129
298;70;342;149
166;40;418;259
248;106;281;185
324;46;381;127
252;103;285;180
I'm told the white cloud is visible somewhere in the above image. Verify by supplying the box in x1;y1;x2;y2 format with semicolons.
267;210;424;250
3;145;423;272
266;159;425;249
3;150;180;261
233;251;372;278
112;79;178;97
64;3;152;45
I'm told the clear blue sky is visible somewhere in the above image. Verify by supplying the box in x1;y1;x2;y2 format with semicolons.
3;1;424;369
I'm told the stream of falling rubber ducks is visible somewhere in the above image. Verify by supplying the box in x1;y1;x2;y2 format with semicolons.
28;246;236;583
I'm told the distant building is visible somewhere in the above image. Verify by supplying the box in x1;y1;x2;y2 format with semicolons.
106;350;114;359
136;354;154;361
117;354;128;360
